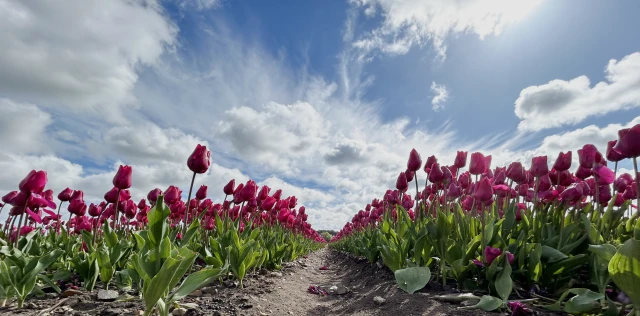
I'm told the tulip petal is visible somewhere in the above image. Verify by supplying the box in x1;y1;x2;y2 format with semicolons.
26;207;43;224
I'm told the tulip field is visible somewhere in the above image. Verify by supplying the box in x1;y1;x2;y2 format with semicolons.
331;124;640;315
0;124;639;316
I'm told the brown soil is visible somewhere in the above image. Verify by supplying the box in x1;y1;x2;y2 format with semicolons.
0;247;557;316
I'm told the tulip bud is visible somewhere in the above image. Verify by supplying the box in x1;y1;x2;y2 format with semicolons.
289;196;298;209
578;144;601;168
575;165;592;180
238;180;257;202
147;188;162;204
553;151;572;171
424;155;437;173
195;185;208;200
137;199;147;210
454;151;467;168
593;163;615;185
258;185;270;201
2;191;18;204
187;144;211;174
70;190;84;202
19;170;48;194
530;156;549;177
407;149;422;172
428;163;444;183
261;196;276;211
474;178;493;203
112;165;132;190
223;179;236;196
104;187;119;204
469;152;486;175
88;203;102;217
164;186;181;205
396;172;409;192
405;169;414;182
484;246;502;265
68;199;87;216
272;189;283;200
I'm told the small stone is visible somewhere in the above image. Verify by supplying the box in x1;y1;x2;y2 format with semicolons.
376;262;383;269
328;286;338;294
97;289;119;301
172;307;187;316
25;302;38;309
336;285;349;295
269;272;283;278
461;300;476;307
373;296;386;305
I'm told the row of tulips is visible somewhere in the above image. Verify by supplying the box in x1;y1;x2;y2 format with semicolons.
0;144;324;316
331;124;640;315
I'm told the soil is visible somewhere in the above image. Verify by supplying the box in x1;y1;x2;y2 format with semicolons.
0;247;560;316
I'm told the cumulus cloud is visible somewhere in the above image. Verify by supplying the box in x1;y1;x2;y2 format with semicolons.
515;52;640;131
0;0;176;121
349;0;542;59
0;98;52;154
430;82;449;111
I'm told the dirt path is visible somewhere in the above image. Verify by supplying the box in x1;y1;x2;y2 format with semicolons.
250;247;490;316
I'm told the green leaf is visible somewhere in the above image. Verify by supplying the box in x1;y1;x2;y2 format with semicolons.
588;244;617;262
494;257;512;301
37;274;61;293
394;266;431;294
180;219;201;247
168;265;228;303
541;245;567;263
608;238;640;308
563;288;604;314
473;295;504;311
19;249;63;285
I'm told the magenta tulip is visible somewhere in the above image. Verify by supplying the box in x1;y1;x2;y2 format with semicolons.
578;144;600;168
530;156;549;177
223;179;235;196
147;188;162;204
614;124;640;158
19;170;47;194
407;149;422;172
553;151;572;171
454;151;467;168
474;178;494;203
187;144;211;174
104;187;119;204
424;155;437;173
113;165;132;190
57;188;73;202
196;185;208;200
164;186;181;205
484;246;502;265
469;152;486;175
396;172;409;192
607;140;626;162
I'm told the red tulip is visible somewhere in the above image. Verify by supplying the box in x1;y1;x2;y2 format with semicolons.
68;199;87;216
607;140;626;162
272;189;283;200
424;155;437;173
483;155;492;173
147;188;162;204
428;163;445;183
164;186;181;204
407;149;422;172
578;144;601;168
553;151;572;171
575;165;592;180
223;179;236;195
19;170;47;194
88;203;102;217
560;184;583;202
530;156;549;177
57;188;74;202
484;246;502;265
261;196;276;211
104;187;119;203
119;189;131;201
137;199;147;210
593;163;615;185
70;190;84;202
474;178;493;203
289;196;298;208
195;185;208;200
113;165;132;190
454;151;467;168
506;162;527;184
469;152;486;175
396;172;408;192
2;191;18;204
613;124;640;158
187;144;211;174
405;169;415;182
238;180;258;202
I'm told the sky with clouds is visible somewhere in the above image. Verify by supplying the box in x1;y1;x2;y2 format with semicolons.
1;0;639;230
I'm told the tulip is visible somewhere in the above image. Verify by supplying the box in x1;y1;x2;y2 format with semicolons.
272;189;283;200
57;188;73;202
147;188;162;205
187;144;211;174
424;155;437;173
164;186;181;205
405;169;414;182
257;185;270;202
238;180;258;202
407;149;422;172
428;163;444;183
112;165;132;190
575;165;592;180
196;185;208;200
454;151;467;169
469;152;486;175
261;196;277;211
614;124;640;158
104;187;120;204
120;189;131;201
2;191;18;204
68;199;87;216
88;203;102;217
223;179;236;196
607;140;626;162
560;184;583;202
396;172;408;192
484;155;492;172
474;178;493;203
289;196;298;209
553;151;572;171
530;156;549;177
484;246;502;265
506;162;527;184
19;170;47;194
578;144;601;168
593;163;615;185
137;199;147;210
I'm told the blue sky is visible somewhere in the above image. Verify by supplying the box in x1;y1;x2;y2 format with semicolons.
1;0;639;229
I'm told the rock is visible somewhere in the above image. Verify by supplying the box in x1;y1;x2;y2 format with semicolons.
461;300;476;307
25;302;38;309
328;285;338;294
97;289;119;301
373;296;386;305
376;262;383;269
433;293;480;303
202;286;218;294
172;307;187;316
269;272;283;278
336;285;349;295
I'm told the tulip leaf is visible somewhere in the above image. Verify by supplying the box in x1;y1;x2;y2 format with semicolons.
395;266;431;294
472;295;504;311
168;264;228;303
588;244;617;262
541;245;567;263
494;257;512;301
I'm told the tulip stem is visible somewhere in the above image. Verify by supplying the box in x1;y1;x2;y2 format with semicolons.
414;176;420;220
55;202;64;234
184;172;197;236
634;157;639;217
14;193;30;248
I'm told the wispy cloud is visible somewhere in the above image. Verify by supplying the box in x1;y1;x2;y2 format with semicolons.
430;82;449;111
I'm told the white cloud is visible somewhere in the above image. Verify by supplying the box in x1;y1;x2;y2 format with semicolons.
349;0;543;59
0;99;52;154
430;82;449;111
0;0;176;121
515;52;640;131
